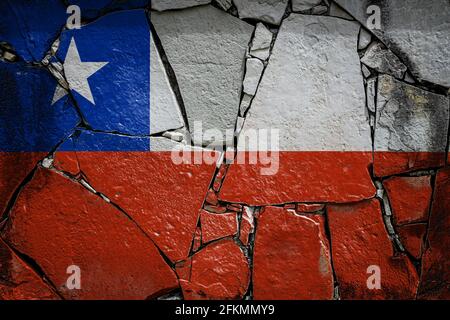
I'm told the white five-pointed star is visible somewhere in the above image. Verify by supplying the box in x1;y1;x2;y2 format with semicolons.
52;37;108;105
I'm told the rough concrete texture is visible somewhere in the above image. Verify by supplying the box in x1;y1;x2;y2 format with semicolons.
0;1;449;301
361;42;407;79
374;75;449;177
335;0;450;87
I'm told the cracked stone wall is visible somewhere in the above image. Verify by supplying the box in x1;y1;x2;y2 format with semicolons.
0;0;449;300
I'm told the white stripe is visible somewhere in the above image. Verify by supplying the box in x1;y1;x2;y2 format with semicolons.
238;15;372;152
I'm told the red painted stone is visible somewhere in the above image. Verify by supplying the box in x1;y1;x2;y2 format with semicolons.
0;238;58;300
175;258;192;282
219;152;375;205
328;199;419;299
226;203;243;212
418;168;450;299
192;226;202;252
55;151;216;262
203;204;228;214
296;203;325;213
53;152;80;176
178;240;249;300
205;189;218;206
384;176;431;225
253;207;334;300
374;151;445;177
213;164;228;192
0;153;44;216
397;224;427;260
239;207;254;246
200;211;237;243
1;168;178;300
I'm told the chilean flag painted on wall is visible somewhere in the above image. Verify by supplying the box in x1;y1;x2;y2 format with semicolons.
0;9;215;265
0;6;448;266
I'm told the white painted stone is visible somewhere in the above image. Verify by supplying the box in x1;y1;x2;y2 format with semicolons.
329;2;353;20
151;0;211;11
358;28;371;50
361;42;407;79
250;23;273;61
150;136;182;151
361;64;371;78
41;157;54;169
335;0;450;87
150;33;184;135
240;93;253;116
311;5;328;15
162;131;184;142
239;15;372;151
369;113;375;128
152;6;254;145
215;0;232;10
403;72;415;84
234;0;289;25
375;75;449;152
235;116;246;136
366;78;376;113
243;58;264;96
292;0;321;12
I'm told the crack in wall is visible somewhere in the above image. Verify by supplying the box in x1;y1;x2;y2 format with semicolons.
149;18;192;139
48;164;177;270
1;0;448;300
323;207;341;300
0;237;65;299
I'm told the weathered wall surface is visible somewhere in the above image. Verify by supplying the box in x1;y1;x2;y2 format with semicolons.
0;0;448;300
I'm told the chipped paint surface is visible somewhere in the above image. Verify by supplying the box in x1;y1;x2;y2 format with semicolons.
0;1;449;300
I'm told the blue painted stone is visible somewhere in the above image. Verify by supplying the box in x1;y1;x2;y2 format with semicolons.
59;130;150;152
57;10;150;136
0;0;66;62
0;62;80;152
68;0;149;20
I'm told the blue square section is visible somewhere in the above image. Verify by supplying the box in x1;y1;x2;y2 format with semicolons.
0;0;66;62
0;8;151;152
0;62;79;152
57;10;151;138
